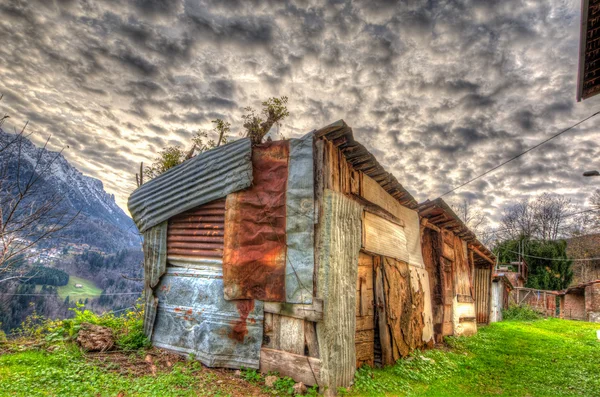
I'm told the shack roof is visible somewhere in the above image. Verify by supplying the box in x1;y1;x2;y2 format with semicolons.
561;279;600;295
315;120;418;209
129;120;420;233
418;198;495;267
129;138;253;233
492;273;514;290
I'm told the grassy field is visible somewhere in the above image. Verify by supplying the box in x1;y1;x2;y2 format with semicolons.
56;275;102;301
0;318;598;396
348;318;600;396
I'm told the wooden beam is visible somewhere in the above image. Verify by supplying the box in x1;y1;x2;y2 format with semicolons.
260;348;322;386
264;299;324;322
468;245;495;267
350;193;405;228
421;218;441;233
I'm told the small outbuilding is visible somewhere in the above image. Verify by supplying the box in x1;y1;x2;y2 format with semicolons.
559;280;600;322
418;199;496;340
490;274;513;322
129;120;437;394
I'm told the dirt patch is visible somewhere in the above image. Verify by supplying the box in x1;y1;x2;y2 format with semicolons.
85;347;271;397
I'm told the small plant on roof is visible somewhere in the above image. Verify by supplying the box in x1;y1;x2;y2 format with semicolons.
141;118;231;183
242;96;289;144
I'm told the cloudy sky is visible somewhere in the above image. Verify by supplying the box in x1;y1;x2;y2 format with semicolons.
1;0;599;225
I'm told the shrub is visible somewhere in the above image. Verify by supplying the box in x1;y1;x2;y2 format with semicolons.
12;303;150;351
502;305;542;321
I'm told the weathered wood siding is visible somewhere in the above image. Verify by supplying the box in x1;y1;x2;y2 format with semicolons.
316;189;362;393
474;266;491;324
362;212;409;262
375;257;434;365
356;252;375;368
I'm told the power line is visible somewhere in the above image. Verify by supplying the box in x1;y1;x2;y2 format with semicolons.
440;110;600;197
507;250;600;262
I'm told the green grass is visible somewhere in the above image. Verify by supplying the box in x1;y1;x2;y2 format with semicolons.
1;318;598;396
57;275;102;301
348;318;600;396
0;346;230;397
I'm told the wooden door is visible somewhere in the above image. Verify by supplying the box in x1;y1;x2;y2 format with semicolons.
440;230;455;337
355;252;375;368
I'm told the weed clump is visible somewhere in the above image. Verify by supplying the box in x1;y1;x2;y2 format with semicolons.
502;305;543;321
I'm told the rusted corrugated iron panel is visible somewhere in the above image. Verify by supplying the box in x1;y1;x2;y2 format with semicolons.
167;199;225;260
129;138;253;233
314;120;418;209
152;266;264;369
143;221;168;289
223;141;289;302
286;133;315;304
362;212;409;262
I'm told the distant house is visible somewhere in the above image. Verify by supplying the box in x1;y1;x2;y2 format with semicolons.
559;280;600;322
129;120;495;394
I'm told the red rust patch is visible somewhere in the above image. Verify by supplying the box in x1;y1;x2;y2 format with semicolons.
223;141;289;302
229;300;255;342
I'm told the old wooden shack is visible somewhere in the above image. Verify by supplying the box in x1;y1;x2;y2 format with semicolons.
128;120;435;394
418;199;495;340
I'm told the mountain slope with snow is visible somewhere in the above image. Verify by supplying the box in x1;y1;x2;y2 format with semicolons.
0;128;140;253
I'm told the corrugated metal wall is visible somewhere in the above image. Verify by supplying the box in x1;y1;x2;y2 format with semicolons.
474;267;491;324
167;199;225;260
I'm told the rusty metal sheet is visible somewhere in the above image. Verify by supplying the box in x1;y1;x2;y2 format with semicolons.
167;199;225;259
129;138;252;233
143;221;168;289
286;133;315;304
152;266;264;369
223;141;289;302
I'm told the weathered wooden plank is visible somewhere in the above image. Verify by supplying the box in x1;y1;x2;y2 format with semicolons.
356;315;375;331
374;257;393;366
263;299;324;322
363;212;409;262
355;342;374;368
280;316;305;355
362;174;405;218
263;312;281;350
442;242;455;261
304;321;320;358
260;347;321;386
316;189;362;392
355;329;375;344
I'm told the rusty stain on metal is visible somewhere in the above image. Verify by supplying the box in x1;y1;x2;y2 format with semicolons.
223;141;289;302
152;267;264;369
229;300;255;342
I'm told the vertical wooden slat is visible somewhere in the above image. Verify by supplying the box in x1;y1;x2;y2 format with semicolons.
316;189;362;394
280;316;305;355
